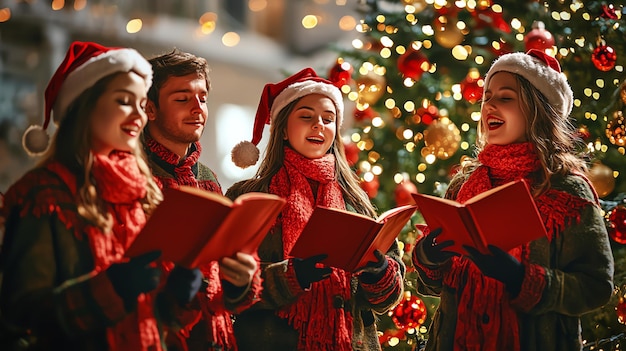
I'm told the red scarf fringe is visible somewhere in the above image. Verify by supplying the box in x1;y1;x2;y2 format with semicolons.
448;143;593;351
270;147;353;351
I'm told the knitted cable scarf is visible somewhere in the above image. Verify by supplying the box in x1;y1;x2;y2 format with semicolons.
43;152;158;351
270;147;353;351
446;142;590;350
144;134;221;193
143;135;233;349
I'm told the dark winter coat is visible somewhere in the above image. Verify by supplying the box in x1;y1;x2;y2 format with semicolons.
226;181;406;351
414;174;614;351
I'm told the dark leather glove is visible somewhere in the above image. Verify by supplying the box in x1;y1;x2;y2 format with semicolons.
463;245;525;297
418;227;457;265
292;254;332;289
107;250;162;310
164;265;204;306
358;249;389;284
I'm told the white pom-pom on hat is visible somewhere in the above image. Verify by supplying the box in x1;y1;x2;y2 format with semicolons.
22;125;51;156
230;67;344;168
22;41;153;157
231;140;260;168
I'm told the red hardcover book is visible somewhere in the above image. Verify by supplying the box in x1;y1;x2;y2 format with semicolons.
411;179;548;255
126;186;286;268
289;204;417;272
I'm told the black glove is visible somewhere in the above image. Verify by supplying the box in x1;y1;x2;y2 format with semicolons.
164;265;204;306
107;250;162;310
463;245;525;297
419;228;457;265
292;254;332;289
358;249;389;284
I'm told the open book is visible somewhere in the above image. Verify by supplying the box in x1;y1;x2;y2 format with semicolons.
289;204;417;272
411;179;547;255
126;186;286;268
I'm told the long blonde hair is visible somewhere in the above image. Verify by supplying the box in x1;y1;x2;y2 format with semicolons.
39;72;162;233
459;73;587;195
229;97;377;217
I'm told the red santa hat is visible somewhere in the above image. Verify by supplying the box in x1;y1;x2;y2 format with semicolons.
484;49;573;120
22;41;153;156
231;67;344;168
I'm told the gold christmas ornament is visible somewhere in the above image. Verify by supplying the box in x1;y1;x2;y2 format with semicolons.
423;117;461;160
355;71;386;106
587;162;616;198
606;110;626;146
621;82;626;104
433;17;464;49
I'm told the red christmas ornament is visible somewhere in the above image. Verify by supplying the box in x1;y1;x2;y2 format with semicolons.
600;4;619;20
524;21;555;52
360;176;379;199
413;105;439;125
609;205;626;244
471;5;511;33
397;46;431;81
394;181;418;206
343;141;360;167
390;293;427;330
354;106;377;122
460;69;483;104
328;59;353;89
592;44;617;72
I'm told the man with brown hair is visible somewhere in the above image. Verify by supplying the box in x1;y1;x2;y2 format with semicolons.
144;49;261;351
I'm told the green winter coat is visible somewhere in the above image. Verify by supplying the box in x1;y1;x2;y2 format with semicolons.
414;174;614;351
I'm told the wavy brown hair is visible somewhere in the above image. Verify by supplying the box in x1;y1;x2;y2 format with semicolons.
457;73;587;195
39;72;162;233
147;49;211;108
228;97;377;218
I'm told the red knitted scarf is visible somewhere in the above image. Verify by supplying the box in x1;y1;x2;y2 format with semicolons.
270;147;353;351
144;135;232;349
447;143;591;350
46;152;159;351
144;134;221;193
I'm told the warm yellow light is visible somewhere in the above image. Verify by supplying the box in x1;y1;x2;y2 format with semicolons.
248;0;267;12
51;0;64;10
302;15;318;29
199;12;218;24
0;8;10;22
126;19;143;34
222;32;241;47
74;0;86;10
201;21;216;34
339;16;357;31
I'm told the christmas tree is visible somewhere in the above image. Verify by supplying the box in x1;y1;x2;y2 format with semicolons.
326;0;626;349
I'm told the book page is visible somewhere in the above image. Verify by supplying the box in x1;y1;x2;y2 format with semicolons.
412;193;481;255
465;180;547;252
289;206;377;272
353;204;417;269
190;193;285;266
126;186;231;266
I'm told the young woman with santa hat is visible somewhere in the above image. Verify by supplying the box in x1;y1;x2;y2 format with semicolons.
0;41;201;351
412;49;614;351
226;68;405;351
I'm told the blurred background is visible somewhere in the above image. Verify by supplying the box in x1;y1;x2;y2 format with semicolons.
0;0;360;190
3;1;626;350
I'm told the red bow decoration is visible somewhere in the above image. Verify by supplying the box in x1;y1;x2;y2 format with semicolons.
526;49;561;73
